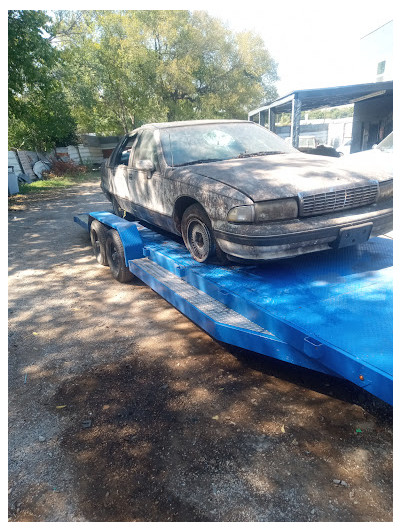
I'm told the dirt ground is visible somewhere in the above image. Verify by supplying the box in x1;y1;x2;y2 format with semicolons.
8;179;392;522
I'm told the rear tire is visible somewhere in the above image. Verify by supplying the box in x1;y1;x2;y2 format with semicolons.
90;219;108;266
181;203;227;263
105;229;135;283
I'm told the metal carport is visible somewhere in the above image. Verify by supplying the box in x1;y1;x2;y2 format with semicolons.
248;81;393;150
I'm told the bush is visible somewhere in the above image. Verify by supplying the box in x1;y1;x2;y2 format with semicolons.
45;159;89;177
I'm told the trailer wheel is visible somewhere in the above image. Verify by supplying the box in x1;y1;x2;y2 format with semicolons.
105;229;135;283
90;219;109;266
182;204;227;263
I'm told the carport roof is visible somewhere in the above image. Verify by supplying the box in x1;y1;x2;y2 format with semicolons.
249;80;393;116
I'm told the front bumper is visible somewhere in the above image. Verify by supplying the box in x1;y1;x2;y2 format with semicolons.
213;204;393;260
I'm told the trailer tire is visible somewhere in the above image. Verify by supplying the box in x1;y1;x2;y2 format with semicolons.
182;203;228;263
90;219;109;266
105;229;135;283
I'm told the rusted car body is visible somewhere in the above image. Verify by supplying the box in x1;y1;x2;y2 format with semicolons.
100;120;392;263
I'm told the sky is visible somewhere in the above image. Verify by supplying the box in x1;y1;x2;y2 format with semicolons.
8;0;395;99
205;0;395;97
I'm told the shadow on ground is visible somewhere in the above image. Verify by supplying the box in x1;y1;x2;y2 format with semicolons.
8;181;393;522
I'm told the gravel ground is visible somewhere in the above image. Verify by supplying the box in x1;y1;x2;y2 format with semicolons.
8;179;393;522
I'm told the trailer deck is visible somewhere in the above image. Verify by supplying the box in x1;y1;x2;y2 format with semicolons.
74;211;393;405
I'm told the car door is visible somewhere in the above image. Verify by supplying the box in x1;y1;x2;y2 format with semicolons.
127;129;175;231
108;134;137;202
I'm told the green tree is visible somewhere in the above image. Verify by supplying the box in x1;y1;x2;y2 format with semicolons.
307;106;354;119
136;10;278;121
57;10;278;134
8;87;77;151
8;10;56;117
9;9;279;144
8;10;76;150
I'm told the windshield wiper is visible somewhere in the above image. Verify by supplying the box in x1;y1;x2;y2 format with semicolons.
173;151;285;166
236;151;284;158
173;158;225;167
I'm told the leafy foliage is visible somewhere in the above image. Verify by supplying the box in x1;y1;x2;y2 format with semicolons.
8;86;77;151
8;10;77;150
8;10;56;115
9;10;279;143
306;106;354;120
277;106;354;125
56;10;278;134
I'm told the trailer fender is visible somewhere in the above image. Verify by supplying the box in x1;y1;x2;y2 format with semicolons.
88;211;144;265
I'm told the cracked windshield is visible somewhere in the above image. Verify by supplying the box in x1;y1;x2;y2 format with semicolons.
161;122;296;166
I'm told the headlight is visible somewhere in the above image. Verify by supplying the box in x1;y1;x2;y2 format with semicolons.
378;179;393;201
254;198;298;221
227;199;298;223
227;205;255;223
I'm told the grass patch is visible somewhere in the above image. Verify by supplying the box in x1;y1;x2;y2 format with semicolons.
9;171;101;210
18;171;100;195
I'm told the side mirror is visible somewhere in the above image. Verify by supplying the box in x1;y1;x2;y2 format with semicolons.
120;152;130;165
134;159;155;172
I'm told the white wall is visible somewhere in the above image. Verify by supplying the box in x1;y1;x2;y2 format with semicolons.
358;20;393;82
8;151;22;174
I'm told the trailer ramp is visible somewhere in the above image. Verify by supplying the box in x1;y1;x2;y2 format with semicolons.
132;228;392;405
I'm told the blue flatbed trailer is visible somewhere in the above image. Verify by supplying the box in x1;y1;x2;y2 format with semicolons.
74;211;393;405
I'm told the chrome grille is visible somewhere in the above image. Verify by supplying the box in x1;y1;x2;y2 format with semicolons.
299;183;379;217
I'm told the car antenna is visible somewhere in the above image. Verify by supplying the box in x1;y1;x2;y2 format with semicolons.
169;133;174;167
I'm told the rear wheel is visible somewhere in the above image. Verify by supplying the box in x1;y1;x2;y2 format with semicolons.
181;204;227;263
90;219;108;266
105;229;135;283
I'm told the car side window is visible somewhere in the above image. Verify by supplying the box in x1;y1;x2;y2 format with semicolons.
134;130;160;171
114;134;136;166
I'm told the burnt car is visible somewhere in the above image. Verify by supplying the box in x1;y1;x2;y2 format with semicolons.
100;120;392;263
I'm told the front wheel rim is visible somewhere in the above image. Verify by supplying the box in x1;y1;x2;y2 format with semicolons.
187;219;211;261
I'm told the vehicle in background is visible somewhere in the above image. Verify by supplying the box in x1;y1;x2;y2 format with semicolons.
286;135;340;157
336;139;352;156
374;131;393;152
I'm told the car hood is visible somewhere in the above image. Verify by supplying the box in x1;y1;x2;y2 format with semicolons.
189;152;392;202
340;147;392;170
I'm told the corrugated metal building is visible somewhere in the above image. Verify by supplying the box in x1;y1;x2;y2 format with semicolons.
248;80;393;154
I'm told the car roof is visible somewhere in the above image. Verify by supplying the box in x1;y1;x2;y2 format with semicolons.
128;119;251;135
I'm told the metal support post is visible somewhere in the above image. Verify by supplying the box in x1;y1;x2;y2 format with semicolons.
268;108;276;133
291;95;301;148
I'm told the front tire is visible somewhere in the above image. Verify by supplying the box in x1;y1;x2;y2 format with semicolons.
105;229;135;283
181;204;227;263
